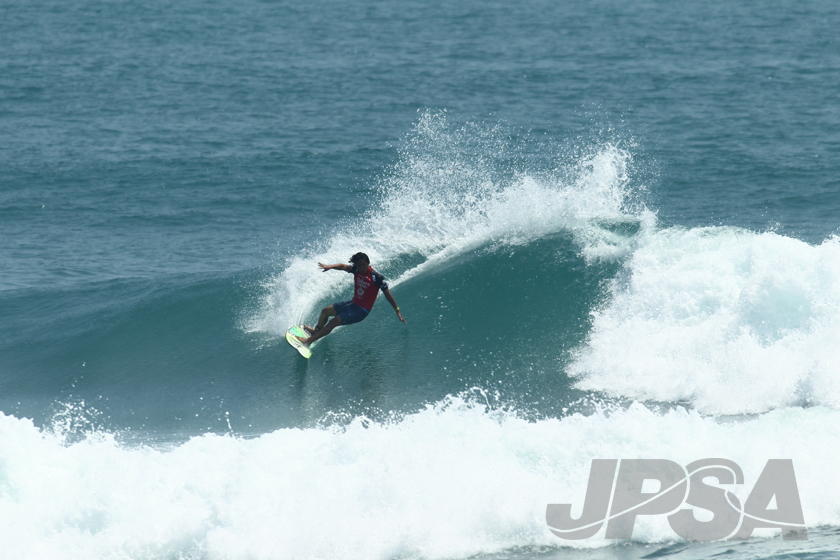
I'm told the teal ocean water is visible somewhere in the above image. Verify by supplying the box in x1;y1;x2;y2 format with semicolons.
2;0;840;558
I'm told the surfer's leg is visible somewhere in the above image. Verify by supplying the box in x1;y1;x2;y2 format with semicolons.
300;316;342;345
315;305;336;331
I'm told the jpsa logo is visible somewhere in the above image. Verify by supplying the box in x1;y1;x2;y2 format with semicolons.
546;459;806;541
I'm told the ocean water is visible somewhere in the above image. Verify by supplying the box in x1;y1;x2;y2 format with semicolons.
2;0;840;558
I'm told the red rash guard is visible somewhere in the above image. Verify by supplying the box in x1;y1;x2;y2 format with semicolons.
349;266;388;311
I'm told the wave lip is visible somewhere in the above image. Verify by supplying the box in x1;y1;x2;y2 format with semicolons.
571;227;840;415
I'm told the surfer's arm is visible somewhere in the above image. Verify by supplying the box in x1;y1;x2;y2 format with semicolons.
382;288;406;323
318;262;352;272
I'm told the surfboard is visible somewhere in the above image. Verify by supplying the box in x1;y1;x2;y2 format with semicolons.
286;325;314;359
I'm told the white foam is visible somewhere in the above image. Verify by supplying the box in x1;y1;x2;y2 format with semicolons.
2;401;838;559
246;112;653;334
570;227;840;414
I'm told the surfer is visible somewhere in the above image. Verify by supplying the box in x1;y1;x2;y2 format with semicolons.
297;252;406;346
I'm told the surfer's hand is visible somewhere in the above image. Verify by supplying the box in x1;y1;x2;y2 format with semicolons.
318;262;330;272
396;310;406;323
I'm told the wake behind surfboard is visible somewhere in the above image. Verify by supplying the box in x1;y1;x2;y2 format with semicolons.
286;325;314;359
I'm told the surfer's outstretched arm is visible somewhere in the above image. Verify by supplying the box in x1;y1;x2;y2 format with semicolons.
383;288;406;323
318;262;352;272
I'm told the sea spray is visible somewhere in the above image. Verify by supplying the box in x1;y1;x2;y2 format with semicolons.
246;112;653;336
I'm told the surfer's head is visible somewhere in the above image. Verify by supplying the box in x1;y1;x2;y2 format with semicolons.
350;252;370;271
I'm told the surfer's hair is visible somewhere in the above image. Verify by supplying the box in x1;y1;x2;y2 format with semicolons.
350;252;370;264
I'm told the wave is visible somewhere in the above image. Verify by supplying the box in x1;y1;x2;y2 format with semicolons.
8;111;837;434
570;227;840;415
243;111;840;422
2;398;839;560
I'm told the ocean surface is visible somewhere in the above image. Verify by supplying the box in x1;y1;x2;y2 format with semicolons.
2;0;840;558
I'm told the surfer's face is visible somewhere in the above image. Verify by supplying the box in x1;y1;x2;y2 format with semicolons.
356;258;370;272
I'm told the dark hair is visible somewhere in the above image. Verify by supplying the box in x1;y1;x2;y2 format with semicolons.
349;252;370;264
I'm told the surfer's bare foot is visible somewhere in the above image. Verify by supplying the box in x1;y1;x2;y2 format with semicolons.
296;335;310;346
